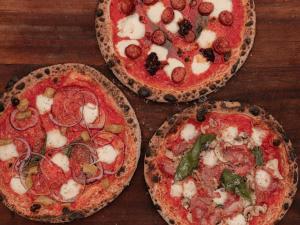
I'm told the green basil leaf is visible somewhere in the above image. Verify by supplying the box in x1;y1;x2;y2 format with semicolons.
175;134;216;181
252;146;264;166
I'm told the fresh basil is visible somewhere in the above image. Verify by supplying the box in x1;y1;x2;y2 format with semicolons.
221;169;252;202
252;146;264;166
175;134;216;181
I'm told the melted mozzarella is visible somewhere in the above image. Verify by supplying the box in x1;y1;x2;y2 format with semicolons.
116;40;140;57
255;169;271;189
36;94;53;115
204;0;233;18
81;103;99;124
10;176;27;195
251;128;266;146
0;143;19;161
191;54;210;75
226;214;247;225
222;126;242;145
60;179;81;201
51;153;70;172
165;10;183;33
266;159;283;179
213;188;228;205
181;124;198;142
170;183;183;197
148;44;168;61
164;58;184;78
147;2;165;23
183;180;197;199
117;13;145;39
202;150;218;168
96;145;119;164
46;129;67;148
197;29;217;49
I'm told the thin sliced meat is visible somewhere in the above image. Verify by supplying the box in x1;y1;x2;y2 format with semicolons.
158;157;176;177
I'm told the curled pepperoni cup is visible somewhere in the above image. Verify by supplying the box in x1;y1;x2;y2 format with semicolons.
162;7;175;24
125;44;142;59
119;0;135;15
213;37;231;54
171;0;186;11
171;67;186;83
219;10;234;26
198;2;214;16
152;30;166;45
142;0;158;5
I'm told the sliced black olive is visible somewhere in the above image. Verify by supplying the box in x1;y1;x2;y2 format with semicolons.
178;19;192;36
145;52;161;75
196;108;208;122
11;97;20;106
201;48;215;62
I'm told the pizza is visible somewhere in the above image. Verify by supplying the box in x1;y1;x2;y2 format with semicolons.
0;64;141;222
144;101;298;225
96;0;256;102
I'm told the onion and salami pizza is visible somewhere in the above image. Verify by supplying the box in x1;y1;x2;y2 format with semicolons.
0;64;141;222
145;101;297;225
96;0;256;102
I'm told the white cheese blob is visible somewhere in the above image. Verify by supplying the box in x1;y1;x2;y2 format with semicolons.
170;183;183;198
60;179;81;201
181;124;198;142
96;144;119;164
117;13;145;39
164;58;185;78
251;128;266;146
51;153;70;172
255;169;271;189
116;40;140;57
80;103;99;124
266;159;283;180
165;10;183;33
204;0;233;18
0;143;19;161
191;54;211;75
148;45;169;61
226;214;247;225
10;176;27;195
46;129;67;148
197;29;217;49
36;94;53;115
147;2;165;23
213;188;228;205
202;150;218;168
222;126;241;145
183;180;197;199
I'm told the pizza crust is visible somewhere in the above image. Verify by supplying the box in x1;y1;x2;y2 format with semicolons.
96;0;256;102
0;63;141;223
144;101;298;225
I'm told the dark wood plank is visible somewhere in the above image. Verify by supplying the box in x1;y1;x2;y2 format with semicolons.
0;0;299;224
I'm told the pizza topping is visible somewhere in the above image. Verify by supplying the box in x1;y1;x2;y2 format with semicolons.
225;213;247;225
80;103;99;125
184;30;196;43
46;129;67;148
146;2;165;24
10;176;28;195
0;142;19;161
178;19;193;36
59;179;81;201
221;126;242;146
202;150;218;168
251;128;266;146
201;48;215;62
198;2;214;15
104;124;124;134
251;147;264;166
96;145;119;164
116;40;140;57
170;183;183;197
36;94;54;115
204;0;233;18
171;67;186;83
149;44;168;61
219;10;234;26
125;44;142;59
255;169;271;189
51;152;70;173
182;180;197;199
265;159;283;180
17;98;29;112
161;7;175;24
120;0;135;15
164;58;184;78
180;124;198;142
81;131;91;142
171;0;186;11
151;30;166;45
117;13;146;39
10;107;39;131
197;29;217;48
165;10;183;33
213;188;228;205
145;52;161;75
11;97;20;107
143;0;158;5
213;37;231;54
191;54;211;75
158;158;176;176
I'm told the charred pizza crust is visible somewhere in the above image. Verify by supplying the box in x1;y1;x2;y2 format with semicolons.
96;0;256;102
0;63;141;223
144;101;298;225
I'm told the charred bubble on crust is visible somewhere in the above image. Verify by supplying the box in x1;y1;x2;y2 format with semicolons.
245;20;253;27
44;68;50;75
16;82;25;90
106;59;115;68
169;219;175;224
283;202;290;210
249;106;260;116
35;73;43;79
289;148;297;161
196;108;208;122
11;97;20;106
152;175;160;183
62;207;71;215
145;147;153;158
0;102;4;112
273;139;281;147
96;9;104;17
155;129;163;136
154;203;161;211
30;204;41;213
164;94;177;102
294;171;298;184
178;19;192;36
69;212;84;221
200;48;215;62
145;52;161;75
0;194;4;202
117;166;125;176
138;87;152;97
5;76;19;91
231;59;240;74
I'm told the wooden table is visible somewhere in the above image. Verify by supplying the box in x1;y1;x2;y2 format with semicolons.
0;0;299;224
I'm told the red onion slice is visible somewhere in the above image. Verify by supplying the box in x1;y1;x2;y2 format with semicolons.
10;107;39;131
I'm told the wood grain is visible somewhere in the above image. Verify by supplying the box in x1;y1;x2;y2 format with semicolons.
0;0;299;224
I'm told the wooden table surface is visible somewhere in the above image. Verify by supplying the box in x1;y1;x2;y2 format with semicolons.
0;0;299;224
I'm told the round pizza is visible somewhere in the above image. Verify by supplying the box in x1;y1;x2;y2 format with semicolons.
96;0;256;102
145;101;298;225
0;64;141;222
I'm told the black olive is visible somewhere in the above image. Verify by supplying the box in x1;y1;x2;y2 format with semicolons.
201;48;215;62
30;204;41;213
145;52;161;75
178;19;192;36
11;97;20;106
0;102;4;112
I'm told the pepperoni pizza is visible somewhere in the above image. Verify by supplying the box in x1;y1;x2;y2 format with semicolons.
0;64;141;222
96;0;256;102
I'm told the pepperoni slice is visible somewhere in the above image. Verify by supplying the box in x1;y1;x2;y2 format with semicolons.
30;173;51;196
184;30;196;43
10;107;39;131
213;37;231;54
152;30;166;45
198;2;214;15
171;0;186;11
143;0;158;5
119;0;135;15
125;44;142;59
161;7;175;24
40;154;67;183
171;67;186;83
219;10;233;26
